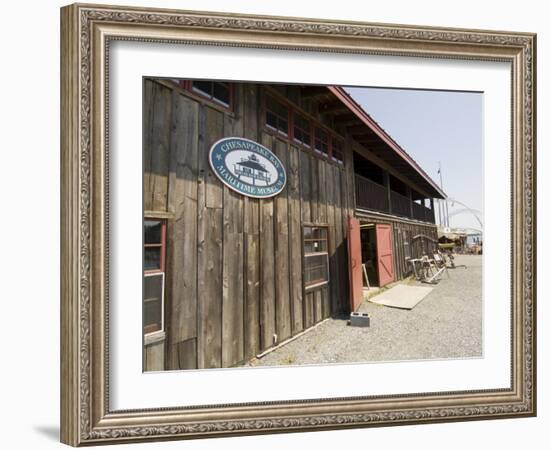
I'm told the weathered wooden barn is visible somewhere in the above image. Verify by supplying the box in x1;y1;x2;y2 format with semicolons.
143;78;445;371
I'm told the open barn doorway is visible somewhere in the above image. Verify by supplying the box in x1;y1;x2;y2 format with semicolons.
360;224;379;287
360;222;395;288
348;218;396;311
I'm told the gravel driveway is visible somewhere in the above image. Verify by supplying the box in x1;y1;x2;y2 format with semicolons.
247;255;482;367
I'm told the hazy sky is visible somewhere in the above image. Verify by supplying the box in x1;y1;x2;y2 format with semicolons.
346;87;483;233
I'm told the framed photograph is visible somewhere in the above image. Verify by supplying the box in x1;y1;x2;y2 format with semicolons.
60;3;536;446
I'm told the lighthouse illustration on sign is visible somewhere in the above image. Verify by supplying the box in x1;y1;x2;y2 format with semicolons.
233;153;272;186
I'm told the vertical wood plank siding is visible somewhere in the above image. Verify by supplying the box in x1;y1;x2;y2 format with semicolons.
197;106;224;369
146;82;171;212
143;79;438;370
274;139;292;343
242;84;261;358
166;90;199;370
260;133;277;351
334;164;347;315
288;144;304;335
221;87;245;367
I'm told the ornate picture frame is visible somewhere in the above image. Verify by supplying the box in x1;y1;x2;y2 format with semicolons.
60;3;536;446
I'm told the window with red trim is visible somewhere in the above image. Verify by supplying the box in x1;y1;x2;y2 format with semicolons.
314;126;329;157
265;94;289;136
191;80;232;108
303;226;330;289
331;138;344;165
143;219;166;335
173;79;233;109
261;88;345;167
293;112;311;148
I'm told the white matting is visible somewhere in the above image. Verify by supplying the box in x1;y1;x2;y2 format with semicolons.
368;284;433;309
110;40;511;410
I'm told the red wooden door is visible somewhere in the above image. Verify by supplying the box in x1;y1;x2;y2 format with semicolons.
347;216;363;312
376;223;394;286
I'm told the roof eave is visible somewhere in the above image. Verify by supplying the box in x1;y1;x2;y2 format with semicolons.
327;86;446;199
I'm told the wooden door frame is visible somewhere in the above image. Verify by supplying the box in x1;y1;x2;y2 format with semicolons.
375;222;395;286
347;216;363;312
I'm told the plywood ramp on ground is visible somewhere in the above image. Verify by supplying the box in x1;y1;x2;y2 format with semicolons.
367;284;433;310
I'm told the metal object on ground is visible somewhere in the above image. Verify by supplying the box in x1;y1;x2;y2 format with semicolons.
445;252;467;269
349;312;370;327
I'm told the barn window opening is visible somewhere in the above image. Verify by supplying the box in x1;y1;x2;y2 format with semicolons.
265;94;289;136
144;219;166;335
262;87;345;167
191;80;232;108
303;226;329;289
360;224;380;287
353;153;385;185
314;126;329;157
331;138;344;165
293;112;311;148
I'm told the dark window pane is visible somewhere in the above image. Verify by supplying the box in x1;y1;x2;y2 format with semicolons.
354;153;385;185
315;142;328;155
295;113;309;131
314;127;329;155
144;274;163;334
313;227;326;240
213;82;230;106
265;95;288;135
190;80;232;108
309;239;327;253
304;254;329;286
192;80;213;96
266;111;278;129
332;140;344;164
279;119;288;135
144;247;161;271
332;149;344;163
268;96;286;117
293;114;311;146
315;127;328;142
304;227;328;253
295;129;311;146
144;220;162;244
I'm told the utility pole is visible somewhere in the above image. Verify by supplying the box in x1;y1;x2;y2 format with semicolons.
438;161;449;227
437;163;442;226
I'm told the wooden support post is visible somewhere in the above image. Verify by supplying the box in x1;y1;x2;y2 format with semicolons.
384;171;392;214
408;186;414;219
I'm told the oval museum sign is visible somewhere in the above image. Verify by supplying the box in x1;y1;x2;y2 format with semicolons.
209;137;287;199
